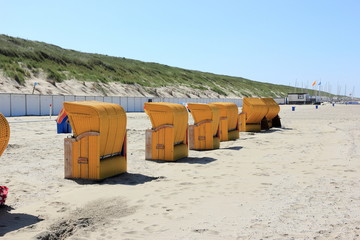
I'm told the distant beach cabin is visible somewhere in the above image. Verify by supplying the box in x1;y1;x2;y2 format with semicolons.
287;93;310;104
273;97;286;105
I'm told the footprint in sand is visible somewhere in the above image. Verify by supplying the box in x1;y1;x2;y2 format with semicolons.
144;224;159;232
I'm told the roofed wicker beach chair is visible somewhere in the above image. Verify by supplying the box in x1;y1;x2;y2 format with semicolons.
260;98;281;129
144;102;188;161
239;97;268;132
187;103;220;150
0;113;10;157
209;102;240;141
63;101;127;180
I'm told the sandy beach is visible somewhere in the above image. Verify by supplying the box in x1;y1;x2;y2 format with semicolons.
1;104;360;239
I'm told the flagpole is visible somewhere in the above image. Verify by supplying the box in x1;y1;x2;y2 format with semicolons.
32;82;39;94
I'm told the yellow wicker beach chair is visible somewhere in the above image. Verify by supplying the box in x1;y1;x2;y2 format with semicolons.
209;102;240;141
144;102;188;161
0;113;10;157
239;97;268;132
260;98;281;129
63;101;127;180
187;103;220;150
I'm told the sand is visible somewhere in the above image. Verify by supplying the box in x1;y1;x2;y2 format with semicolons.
0;104;360;239
0;74;240;98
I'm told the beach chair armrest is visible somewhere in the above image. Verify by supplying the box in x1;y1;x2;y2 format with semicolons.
194;119;212;127
75;131;100;141
152;124;174;132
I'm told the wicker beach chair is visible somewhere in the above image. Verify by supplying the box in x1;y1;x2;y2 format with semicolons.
239;97;268;132
187;103;220;150
209;102;240;141
0;113;10;156
63;101;127;180
144;102;188;161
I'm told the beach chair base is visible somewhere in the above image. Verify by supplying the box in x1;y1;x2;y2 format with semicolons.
188;124;220;150
239;113;262;132
99;156;127;179
145;128;189;161
240;123;262;132
64;133;127;180
228;130;240;140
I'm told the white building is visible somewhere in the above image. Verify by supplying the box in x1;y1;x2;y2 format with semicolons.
287;93;311;104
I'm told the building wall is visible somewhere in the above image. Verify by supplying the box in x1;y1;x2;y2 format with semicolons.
273;97;286;104
0;93;244;117
288;93;309;103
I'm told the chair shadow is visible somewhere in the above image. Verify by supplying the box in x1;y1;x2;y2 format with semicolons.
255;128;287;134
221;146;243;151
170;157;217;164
73;172;162;185
0;205;43;237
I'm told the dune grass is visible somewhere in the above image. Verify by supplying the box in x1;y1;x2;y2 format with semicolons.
0;34;324;97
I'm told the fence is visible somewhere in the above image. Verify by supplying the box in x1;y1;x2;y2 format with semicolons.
0;93;243;117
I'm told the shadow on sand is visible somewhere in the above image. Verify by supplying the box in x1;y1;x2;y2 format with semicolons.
221;146;243;151
147;156;217;165
0;205;43;237
72;172;163;185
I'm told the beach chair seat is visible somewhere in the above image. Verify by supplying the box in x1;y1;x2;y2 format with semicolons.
63;101;127;180
144;102;188;161
0;113;10;156
187;103;220;150
239;97;268;132
209;102;240;141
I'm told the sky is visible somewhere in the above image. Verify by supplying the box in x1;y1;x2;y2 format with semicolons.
1;0;359;97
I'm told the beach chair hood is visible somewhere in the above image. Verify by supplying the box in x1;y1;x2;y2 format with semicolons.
210;102;238;130
242;98;268;123
63;101;126;158
187;103;220;137
144;102;188;144
261;98;280;121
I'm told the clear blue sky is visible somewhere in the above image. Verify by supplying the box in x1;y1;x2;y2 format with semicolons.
1;0;359;97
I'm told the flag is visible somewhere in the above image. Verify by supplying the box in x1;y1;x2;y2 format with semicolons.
318;81;321;85
312;81;317;86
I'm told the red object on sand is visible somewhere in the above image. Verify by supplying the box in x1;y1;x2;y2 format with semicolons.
0;186;8;205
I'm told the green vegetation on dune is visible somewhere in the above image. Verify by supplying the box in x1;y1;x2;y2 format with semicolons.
0;34;322;97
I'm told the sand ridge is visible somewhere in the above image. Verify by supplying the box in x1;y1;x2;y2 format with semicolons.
0;74;242;98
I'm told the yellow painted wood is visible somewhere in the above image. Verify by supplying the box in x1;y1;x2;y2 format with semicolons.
239;112;262;132
240;98;268;132
261;98;280;121
187;103;220;150
218;117;229;141
144;102;188;161
210;102;240;141
260;98;281;129
241;98;268;124
63;101;127;180
0;113;10;157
